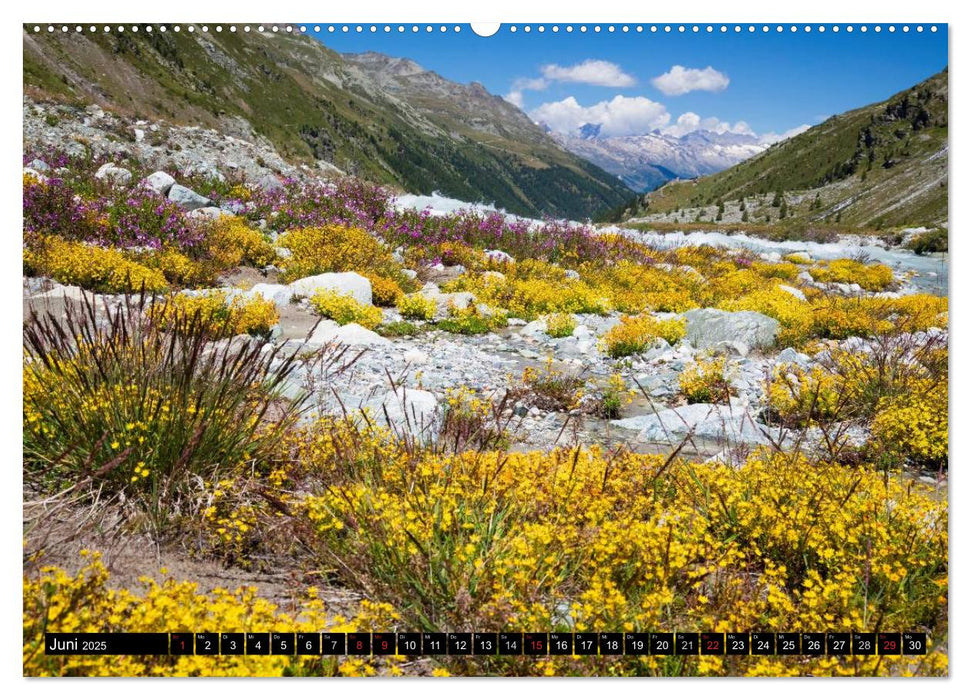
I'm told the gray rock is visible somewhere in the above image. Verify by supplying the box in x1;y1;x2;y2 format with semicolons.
306;320;390;347
28;159;49;172
797;271;814;284
401;269;418;280
485;249;515;264
433;291;474;315
774;347;811;368
365;388;440;440
482;270;506;283
133;128;145;143
288;272;372;306
613;401;781;446
248;283;292;308
563;269;581;280
186;206;226;221
520;319;547;337
34;284;85;301
255;174;284;193
711;340;750;357
94;163;133;186
778;284;807;301
682;308;779;352
167;183;211;211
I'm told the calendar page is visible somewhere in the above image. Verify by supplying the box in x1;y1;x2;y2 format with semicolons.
22;18;948;679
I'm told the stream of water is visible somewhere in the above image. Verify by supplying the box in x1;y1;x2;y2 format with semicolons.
393;193;949;296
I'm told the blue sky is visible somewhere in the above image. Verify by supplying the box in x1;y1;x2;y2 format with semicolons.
313;24;947;141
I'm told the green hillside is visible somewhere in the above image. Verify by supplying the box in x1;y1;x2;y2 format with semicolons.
22;27;633;220
615;69;948;230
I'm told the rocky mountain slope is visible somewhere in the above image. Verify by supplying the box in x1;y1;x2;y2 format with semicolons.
553;128;767;192
22;27;633;220
614;69;948;229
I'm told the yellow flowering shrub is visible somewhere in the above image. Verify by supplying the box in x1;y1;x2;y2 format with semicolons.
545;312;576;338
602;314;686;358
227;183;253;200
885;294;948;333
23;553;407;677
808;296;946;343
767;365;845;427
783;252;813;265
751;261;800;280
276;225;400;283
582;260;699;314
678;358;735;404
25;237;168;293
296;430;947;676
150;291;279;339
440;387;509;452
397;292;437;321
450;264;609;319
437;302;507;335
138;246;211;287
516;359;585;411
705;268;769;302
871;381;948;470
366;274;404;306
404;241;488;271
767;343;947;432
309;289;383;329
201;216;277;271
809;259;895;291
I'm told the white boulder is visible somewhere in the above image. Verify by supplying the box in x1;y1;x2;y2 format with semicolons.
485;249;515;264
365;388;440;441
94;163;133;186
288;272;372;306
682;308;779;352
306;321;390;347
778;284;807;301
142;171;176;195
167;183;211;211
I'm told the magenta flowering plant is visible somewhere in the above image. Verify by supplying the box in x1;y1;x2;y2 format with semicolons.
23;175;199;251
378;208;627;266
23;176;108;242
102;186;200;250
243;177;390;231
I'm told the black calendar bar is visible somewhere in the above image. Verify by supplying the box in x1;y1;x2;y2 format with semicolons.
44;632;928;656
45;633;169;655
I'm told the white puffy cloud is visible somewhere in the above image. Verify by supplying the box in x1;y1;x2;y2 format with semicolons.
529;95;670;137
662;112;755;138
540;59;637;87
651;65;730;96
504;77;550;108
759;124;812;144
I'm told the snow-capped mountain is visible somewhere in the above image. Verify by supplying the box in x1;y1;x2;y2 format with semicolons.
551;127;768;192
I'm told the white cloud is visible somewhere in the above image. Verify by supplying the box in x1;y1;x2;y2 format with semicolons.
504;77;550;108
529;95;670;137
759;124;812;144
663;112;755;138
540;59;636;87
529;94;811;146
651;65;730;96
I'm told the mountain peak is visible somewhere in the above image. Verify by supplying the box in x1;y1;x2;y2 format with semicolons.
343;51;426;76
578;123;602;139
